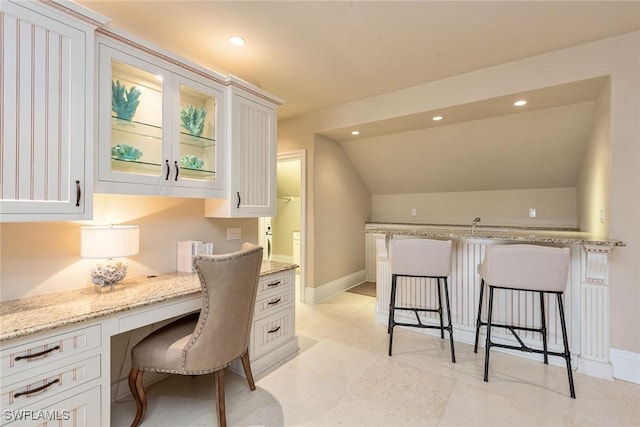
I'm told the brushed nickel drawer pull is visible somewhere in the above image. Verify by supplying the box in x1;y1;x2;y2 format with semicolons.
267;326;281;334
267;281;281;288
267;298;281;306
15;345;60;361
14;378;60;398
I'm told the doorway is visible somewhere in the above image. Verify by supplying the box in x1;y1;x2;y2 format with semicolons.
259;150;306;302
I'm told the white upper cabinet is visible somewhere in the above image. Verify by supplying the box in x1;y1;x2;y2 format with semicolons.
95;35;225;198
205;81;281;218
0;0;105;222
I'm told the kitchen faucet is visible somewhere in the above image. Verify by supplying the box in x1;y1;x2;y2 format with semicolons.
472;217;481;234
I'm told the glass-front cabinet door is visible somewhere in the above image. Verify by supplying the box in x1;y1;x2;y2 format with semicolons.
172;75;221;190
109;58;164;181
97;40;224;197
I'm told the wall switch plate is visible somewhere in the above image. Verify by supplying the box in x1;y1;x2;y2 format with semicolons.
227;228;242;240
600;208;605;223
529;208;536;218
411;208;417;216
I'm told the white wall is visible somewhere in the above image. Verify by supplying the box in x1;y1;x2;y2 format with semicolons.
372;187;577;228
578;79;611;238
0;194;257;300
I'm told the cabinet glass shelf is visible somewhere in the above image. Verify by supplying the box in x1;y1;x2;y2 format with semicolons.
111;157;215;178
179;131;216;148
112;117;162;140
111;118;216;149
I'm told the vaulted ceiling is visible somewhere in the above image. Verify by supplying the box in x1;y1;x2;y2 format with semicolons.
77;1;640;194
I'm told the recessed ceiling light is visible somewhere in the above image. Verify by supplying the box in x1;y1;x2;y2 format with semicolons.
351;130;360;135
432;116;443;121
514;100;527;106
228;35;246;47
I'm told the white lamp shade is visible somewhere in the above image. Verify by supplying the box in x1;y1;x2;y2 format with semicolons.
81;225;140;259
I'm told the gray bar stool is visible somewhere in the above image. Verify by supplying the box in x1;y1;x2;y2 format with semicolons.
473;244;575;398
388;238;455;363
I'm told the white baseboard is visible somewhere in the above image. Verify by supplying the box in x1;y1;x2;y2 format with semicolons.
304;269;367;304
610;348;640;384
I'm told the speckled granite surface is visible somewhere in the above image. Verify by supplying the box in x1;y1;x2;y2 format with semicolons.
0;261;296;342
366;223;625;247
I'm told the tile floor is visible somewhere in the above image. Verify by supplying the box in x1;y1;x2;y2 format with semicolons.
112;290;640;426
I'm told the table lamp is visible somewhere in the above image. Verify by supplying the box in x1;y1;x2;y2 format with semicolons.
81;225;140;292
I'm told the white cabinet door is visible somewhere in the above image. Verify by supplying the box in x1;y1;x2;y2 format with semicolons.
0;0;98;222
95;36;225;198
205;86;279;217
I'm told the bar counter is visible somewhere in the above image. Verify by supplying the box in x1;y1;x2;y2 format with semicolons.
365;222;625;247
366;222;623;382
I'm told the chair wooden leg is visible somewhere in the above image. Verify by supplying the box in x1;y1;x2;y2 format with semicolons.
240;350;256;391
128;368;147;427
214;369;226;427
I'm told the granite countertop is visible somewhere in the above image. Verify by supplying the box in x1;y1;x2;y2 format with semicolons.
0;261;297;342
365;222;625;247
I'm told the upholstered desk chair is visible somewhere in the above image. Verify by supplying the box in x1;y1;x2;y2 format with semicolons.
388;238;456;363
128;243;263;427
474;244;575;398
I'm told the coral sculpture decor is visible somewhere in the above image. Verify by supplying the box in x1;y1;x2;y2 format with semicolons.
180;103;207;137
180;154;204;169
112;80;141;121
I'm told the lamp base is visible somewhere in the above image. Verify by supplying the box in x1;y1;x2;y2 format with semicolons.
90;260;127;293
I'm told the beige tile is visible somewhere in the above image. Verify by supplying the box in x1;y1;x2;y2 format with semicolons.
111;291;640;427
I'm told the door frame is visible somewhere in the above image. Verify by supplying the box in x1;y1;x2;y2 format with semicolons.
277;150;306;302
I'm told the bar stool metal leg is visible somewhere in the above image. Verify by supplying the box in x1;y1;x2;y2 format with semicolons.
540;292;548;364
474;279;485;353
436;278;445;339
443;277;456;363
388;274;398;356
483;286;495;382
557;293;576;398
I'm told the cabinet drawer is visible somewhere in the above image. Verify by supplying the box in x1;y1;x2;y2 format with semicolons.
1;354;101;413
254;288;294;320
1;325;101;379
2;384;100;427
252;307;295;360
257;271;293;298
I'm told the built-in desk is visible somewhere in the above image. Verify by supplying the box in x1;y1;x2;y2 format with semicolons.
366;223;624;383
0;261;298;426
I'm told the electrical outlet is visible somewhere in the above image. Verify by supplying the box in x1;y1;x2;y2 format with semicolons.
226;227;241;240
411;208;417;216
600;208;605;223
529;208;536;218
